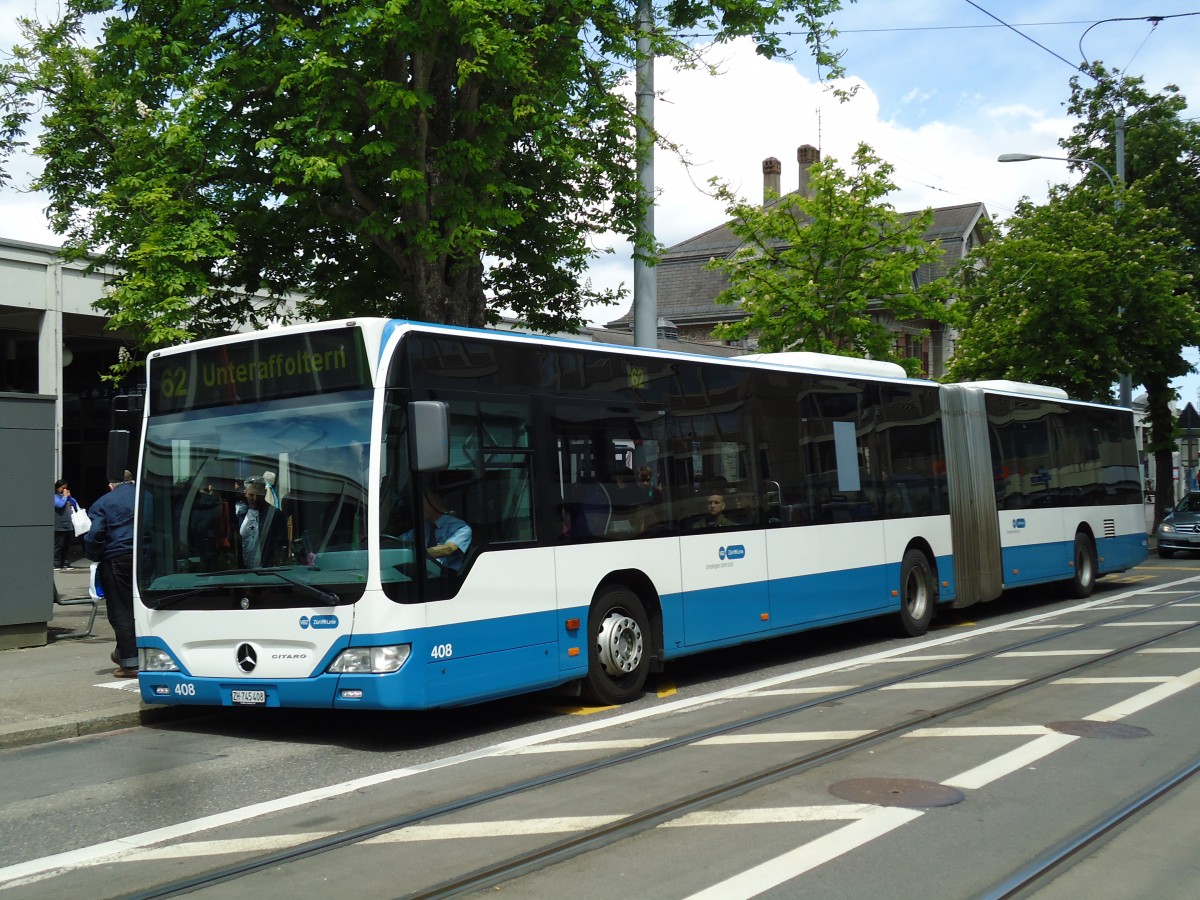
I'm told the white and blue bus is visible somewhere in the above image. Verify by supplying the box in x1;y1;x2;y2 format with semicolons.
132;319;1147;709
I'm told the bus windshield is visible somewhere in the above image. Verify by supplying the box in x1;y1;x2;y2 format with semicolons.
136;390;372;604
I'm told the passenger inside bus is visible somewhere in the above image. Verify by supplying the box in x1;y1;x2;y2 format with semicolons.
237;477;290;568
694;494;735;529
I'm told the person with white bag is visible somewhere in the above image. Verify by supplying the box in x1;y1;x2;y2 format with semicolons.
53;479;84;570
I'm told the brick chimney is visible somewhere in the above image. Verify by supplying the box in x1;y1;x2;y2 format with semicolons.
797;144;820;198
762;157;781;205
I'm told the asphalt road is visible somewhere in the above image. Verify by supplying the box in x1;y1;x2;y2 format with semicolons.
3;554;1200;899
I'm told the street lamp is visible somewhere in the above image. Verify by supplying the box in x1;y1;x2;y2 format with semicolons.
997;153;1117;197
998;152;1133;408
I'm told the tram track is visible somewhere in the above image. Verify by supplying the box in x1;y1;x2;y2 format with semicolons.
984;754;1200;899
118;588;1200;900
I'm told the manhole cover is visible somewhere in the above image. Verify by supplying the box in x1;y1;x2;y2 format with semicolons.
829;777;964;808
1047;720;1152;739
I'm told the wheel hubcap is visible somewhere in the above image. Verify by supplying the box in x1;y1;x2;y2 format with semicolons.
906;570;928;620
1078;548;1093;585
597;610;643;676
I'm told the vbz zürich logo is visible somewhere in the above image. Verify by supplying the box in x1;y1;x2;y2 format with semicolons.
1011;518;1026;529
719;545;746;561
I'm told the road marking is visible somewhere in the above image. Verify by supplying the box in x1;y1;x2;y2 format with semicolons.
907;726;1051;737
106;807;884;863
1089;664;1200;721
1053;677;1172;684
998;650;1112;657
362;816;626;843
93;681;140;692
512;739;659;754
941;733;1081;791
1101;621;1197;626
743;685;858;696
682;807;923;899
881;680;1022;689
1138;647;1200;653
4;573;1199;889
696;731;873;745
684;663;1200;895
1009;624;1078;630
129;833;335;861
663;805;875;827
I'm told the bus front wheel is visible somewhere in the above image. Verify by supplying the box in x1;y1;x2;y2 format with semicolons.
581;587;650;705
1067;532;1097;598
894;549;935;638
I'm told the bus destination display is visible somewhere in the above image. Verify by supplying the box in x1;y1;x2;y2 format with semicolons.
150;329;370;414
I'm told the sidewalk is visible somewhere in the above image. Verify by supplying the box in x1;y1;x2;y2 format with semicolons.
0;557;190;751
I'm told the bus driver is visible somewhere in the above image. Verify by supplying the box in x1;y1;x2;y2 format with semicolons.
405;489;472;573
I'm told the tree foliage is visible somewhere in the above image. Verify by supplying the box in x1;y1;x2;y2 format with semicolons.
1063;63;1200;288
0;0;847;358
951;62;1200;526
948;183;1195;398
707;143;955;375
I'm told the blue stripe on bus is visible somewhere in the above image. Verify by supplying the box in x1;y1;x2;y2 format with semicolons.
1001;532;1146;588
137;536;1137;710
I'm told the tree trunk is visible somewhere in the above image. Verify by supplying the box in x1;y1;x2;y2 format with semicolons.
409;253;488;327
1143;372;1176;533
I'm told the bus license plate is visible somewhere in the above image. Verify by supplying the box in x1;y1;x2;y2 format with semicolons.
231;690;266;705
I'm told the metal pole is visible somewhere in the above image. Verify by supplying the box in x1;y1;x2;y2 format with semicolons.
1114;109;1133;408
632;0;657;349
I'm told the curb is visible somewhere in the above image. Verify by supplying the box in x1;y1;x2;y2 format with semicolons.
0;705;206;751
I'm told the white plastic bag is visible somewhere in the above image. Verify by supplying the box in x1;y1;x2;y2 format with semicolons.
89;561;105;600
71;506;91;537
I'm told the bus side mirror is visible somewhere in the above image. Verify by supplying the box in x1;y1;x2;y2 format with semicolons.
106;430;130;482
410;401;449;472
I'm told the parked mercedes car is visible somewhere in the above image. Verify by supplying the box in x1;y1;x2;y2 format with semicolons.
1157;492;1200;558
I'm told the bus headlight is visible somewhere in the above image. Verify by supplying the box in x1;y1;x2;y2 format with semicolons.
141;648;179;672
328;645;411;674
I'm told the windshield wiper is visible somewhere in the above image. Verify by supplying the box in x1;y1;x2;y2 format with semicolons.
148;586;223;609
249;569;341;605
148;570;341;607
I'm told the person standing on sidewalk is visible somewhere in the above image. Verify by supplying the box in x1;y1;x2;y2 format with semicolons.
53;479;79;570
84;472;138;678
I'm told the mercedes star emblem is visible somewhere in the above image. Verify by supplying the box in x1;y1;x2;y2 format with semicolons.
236;643;258;673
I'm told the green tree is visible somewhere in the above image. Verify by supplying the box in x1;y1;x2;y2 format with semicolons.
952;64;1200;526
0;0;848;359
707;143;955;375
948;182;1197;526
1062;64;1200;524
1063;63;1200;287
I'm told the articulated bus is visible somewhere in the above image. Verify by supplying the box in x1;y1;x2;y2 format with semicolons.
132;319;1147;709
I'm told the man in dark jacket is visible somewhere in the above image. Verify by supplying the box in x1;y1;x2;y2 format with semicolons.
235;477;290;568
85;473;138;678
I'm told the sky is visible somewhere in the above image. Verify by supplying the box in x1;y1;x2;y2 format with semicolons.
2;0;1198;405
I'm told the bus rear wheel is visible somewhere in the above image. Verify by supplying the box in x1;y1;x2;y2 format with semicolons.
1067;532;1097;598
894;549;935;638
581;587;650;706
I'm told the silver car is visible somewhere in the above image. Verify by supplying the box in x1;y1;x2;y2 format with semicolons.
1157;492;1200;558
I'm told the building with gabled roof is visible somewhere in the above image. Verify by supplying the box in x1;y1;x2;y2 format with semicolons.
606;145;992;378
